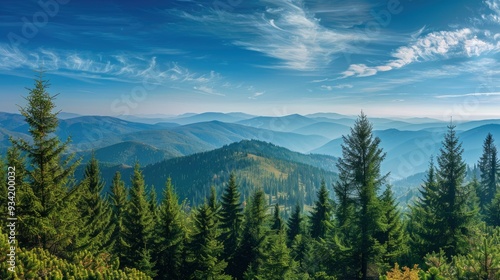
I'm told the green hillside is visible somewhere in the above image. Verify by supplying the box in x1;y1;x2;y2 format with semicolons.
140;140;338;209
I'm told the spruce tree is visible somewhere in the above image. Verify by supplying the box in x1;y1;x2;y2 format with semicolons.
435;124;477;257
408;158;444;259
219;173;243;277
486;188;500;227
287;203;303;246
74;155;111;254
123;163;155;274
478;133;499;214
272;203;284;233
309;180;333;239
234;188;268;279
11;73;81;256
378;185;406;267
335;112;388;280
255;230;297;280
155;177;186;280
189;202;231;280
107;171;129;266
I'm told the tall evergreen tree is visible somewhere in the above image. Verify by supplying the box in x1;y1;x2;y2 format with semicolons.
335;112;388;280
378;185;406;267
155;177;187;280
309;180;333;239
408;158;444;260
255;230;297;280
74;155;111;254
287;203;303;246
235;188;268;279
435;124;478;257
219;173;243;277
107;171;129;266
189;202;231;280
486;188;500;227
123;163;155;275
11;73;81;256
272;203;284;233
478;133;499;213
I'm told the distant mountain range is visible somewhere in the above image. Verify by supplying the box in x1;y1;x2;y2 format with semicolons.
3;111;500;183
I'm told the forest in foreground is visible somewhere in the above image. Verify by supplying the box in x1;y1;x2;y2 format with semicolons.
1;76;500;279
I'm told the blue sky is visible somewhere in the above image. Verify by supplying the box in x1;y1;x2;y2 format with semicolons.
1;0;500;119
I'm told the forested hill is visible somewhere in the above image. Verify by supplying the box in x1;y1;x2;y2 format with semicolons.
137;140;338;209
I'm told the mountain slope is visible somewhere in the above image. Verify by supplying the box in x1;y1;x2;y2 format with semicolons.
78;141;177;166
131;140;339;207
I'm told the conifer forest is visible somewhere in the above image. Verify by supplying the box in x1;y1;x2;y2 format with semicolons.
2;76;500;280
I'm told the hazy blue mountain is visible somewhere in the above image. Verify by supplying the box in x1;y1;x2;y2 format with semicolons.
77;141;177;167
58;112;82;119
0;112;28;131
237;114;317;132
292;122;351;140
168;112;255;125
305;112;350;119
171;120;330;153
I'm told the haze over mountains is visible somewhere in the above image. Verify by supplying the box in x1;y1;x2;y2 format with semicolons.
2;111;500;186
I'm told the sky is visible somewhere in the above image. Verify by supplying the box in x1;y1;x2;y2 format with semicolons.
1;0;500;119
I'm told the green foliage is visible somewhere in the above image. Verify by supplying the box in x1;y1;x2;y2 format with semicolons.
0;228;151;279
73;154;112;254
107;171;129;266
10;73;81;256
378;186;407;269
309;180;333;239
478;133;499;214
123;163;155;275
219;173;243;277
235;188;269;279
154;177;187;279
435;124;478;257
335;112;388;279
189;202;230;279
487;188;500;226
287;203;303;246
254;231;297;280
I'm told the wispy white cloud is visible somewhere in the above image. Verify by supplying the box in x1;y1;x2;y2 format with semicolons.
435;92;500;99
193;85;225;96
175;0;369;71
320;84;353;91
342;28;498;78
0;44;220;89
248;91;265;99
483;0;500;23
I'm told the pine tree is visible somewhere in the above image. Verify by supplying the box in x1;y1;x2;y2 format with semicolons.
309;180;333;239
155;177;186;280
287;203;303;246
478;133;499;214
255;230;297;280
378;185;406;267
272;203;284;233
123;163;155;274
335;112;388;280
10;73;81;256
409;158;444;260
486;188;500;226
435;124;478;257
234;188;268;279
219;173;243;277
74;154;111;254
189;202;231;280
107;171;129;266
